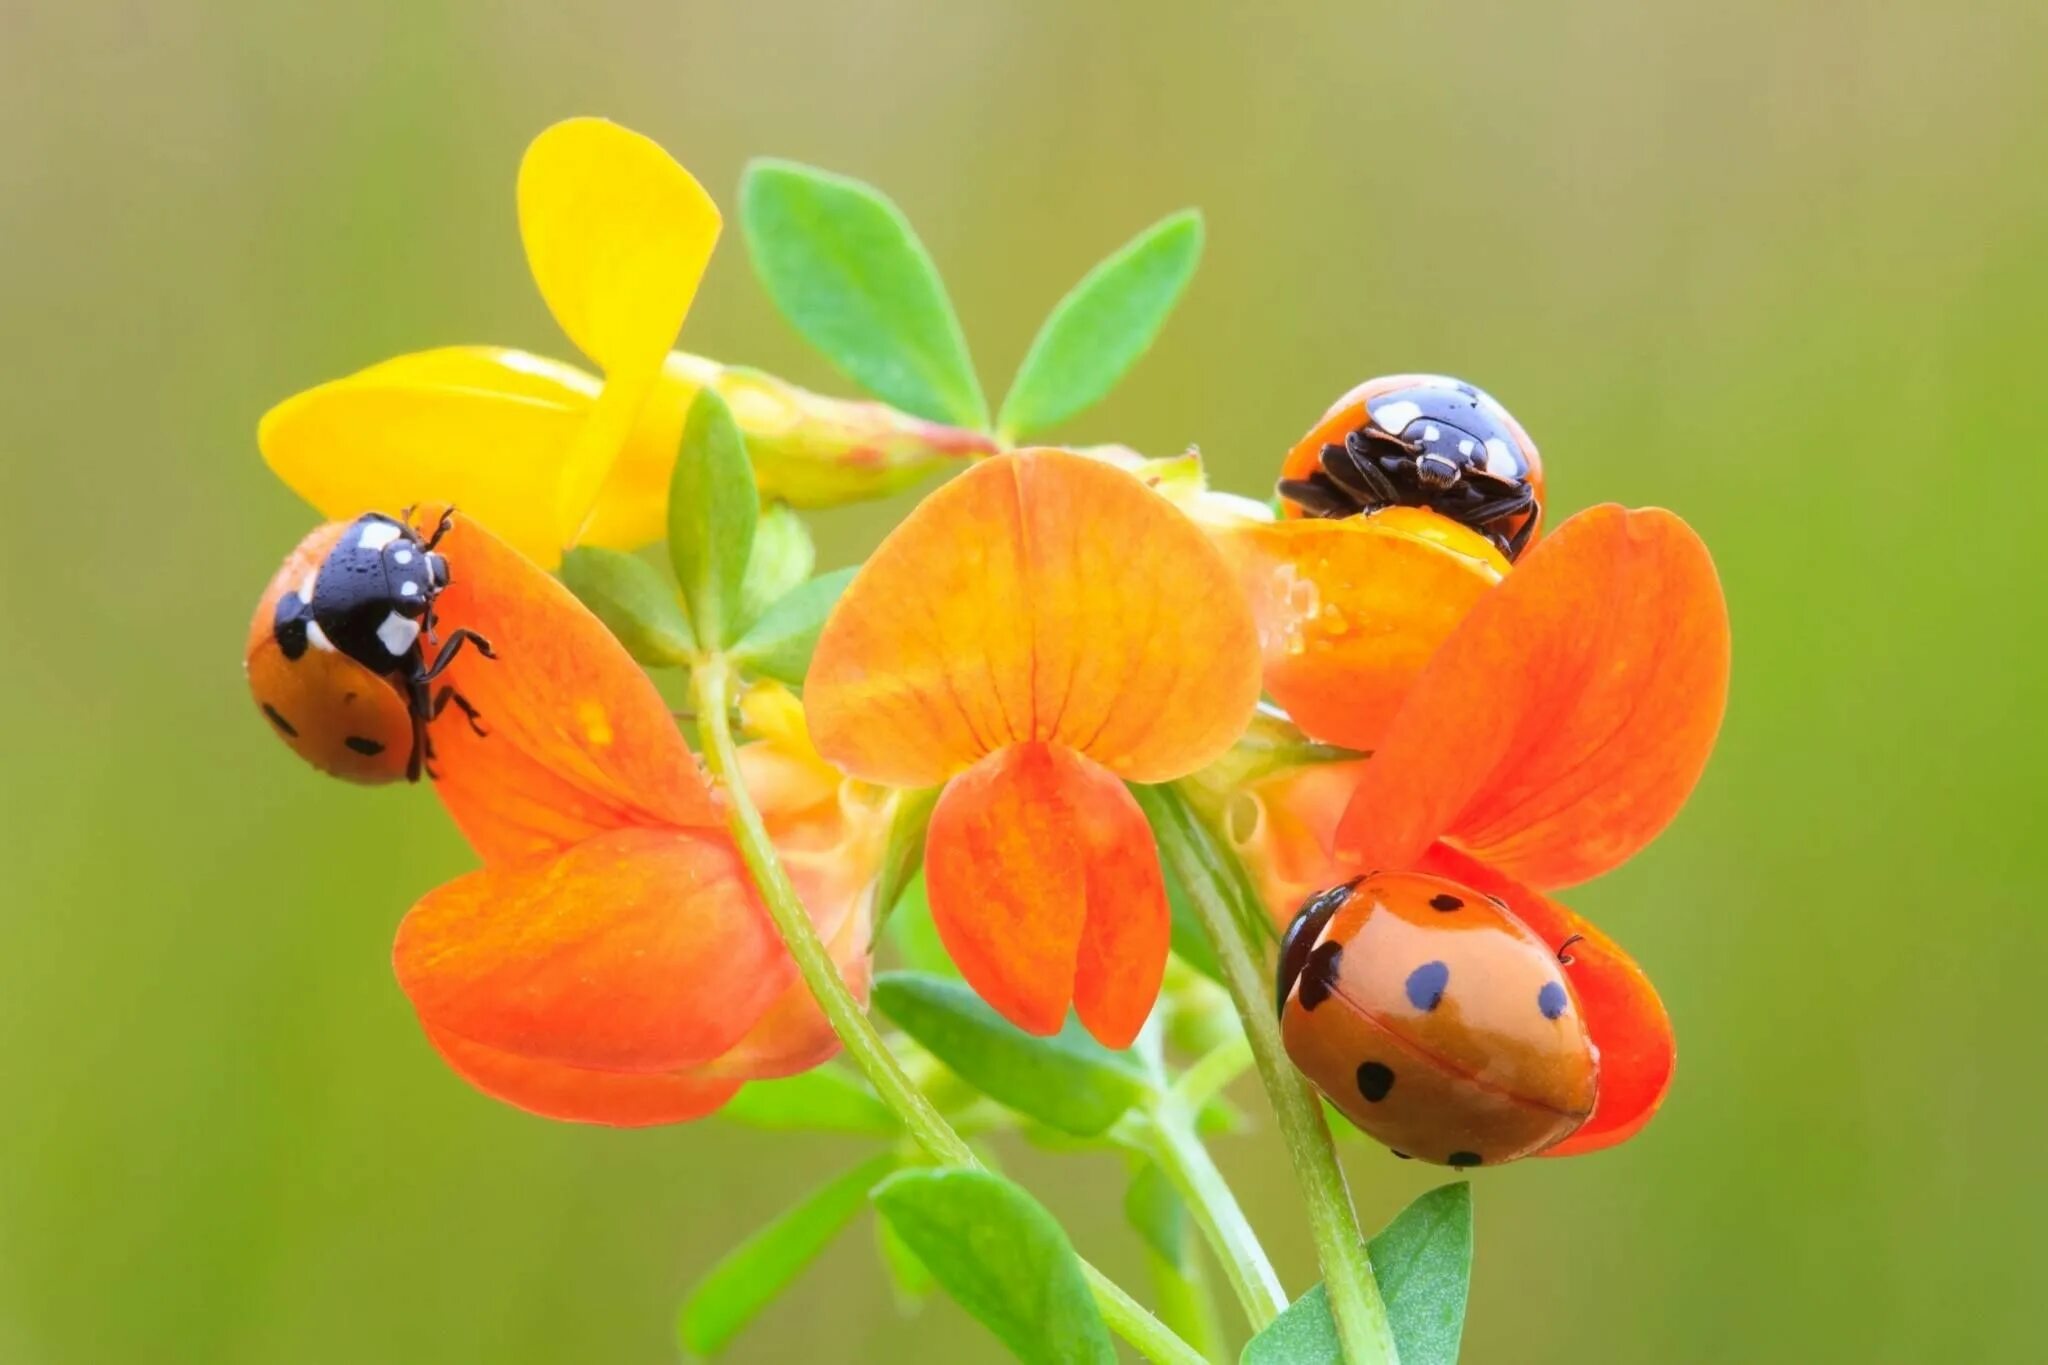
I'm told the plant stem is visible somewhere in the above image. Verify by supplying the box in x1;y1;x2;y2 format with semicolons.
1142;1231;1229;1364
1174;1034;1254;1112
691;657;1205;1365
1138;782;1401;1365
1142;1109;1287;1327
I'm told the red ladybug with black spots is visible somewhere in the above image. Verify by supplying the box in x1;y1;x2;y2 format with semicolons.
245;509;492;783
1276;374;1545;561
1276;872;1596;1167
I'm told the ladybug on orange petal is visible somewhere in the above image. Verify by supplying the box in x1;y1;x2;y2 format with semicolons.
1277;375;1544;560
1277;872;1595;1167
246;510;493;783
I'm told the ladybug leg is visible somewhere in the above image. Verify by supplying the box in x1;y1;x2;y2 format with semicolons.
430;685;489;738
1277;473;1356;517
1322;431;1402;507
421;628;496;683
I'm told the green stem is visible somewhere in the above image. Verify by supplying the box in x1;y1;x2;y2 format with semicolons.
1138;782;1401;1365
1174;1033;1254;1112
1142;1231;1229;1364
1142;1109;1287;1327
691;657;1205;1365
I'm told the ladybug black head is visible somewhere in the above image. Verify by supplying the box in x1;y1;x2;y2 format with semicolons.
1276;877;1363;1016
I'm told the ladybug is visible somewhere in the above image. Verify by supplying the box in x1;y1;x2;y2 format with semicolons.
245;509;492;783
1276;872;1595;1167
1276;375;1544;560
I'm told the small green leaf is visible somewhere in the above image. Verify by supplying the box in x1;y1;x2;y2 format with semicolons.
737;502;816;630
741;159;988;429
871;1169;1114;1365
730;567;856;686
678;1153;898;1355
1164;857;1225;985
885;875;959;978
558;547;693;666
1238;1182;1474;1365
873;972;1150;1137
1123;1159;1190;1268
874;1210;937;1311
718;1065;901;1136
870;786;941;940
997;210;1203;439
669;388;758;649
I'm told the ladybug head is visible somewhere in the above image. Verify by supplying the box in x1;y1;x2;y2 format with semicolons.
1275;877;1363;1016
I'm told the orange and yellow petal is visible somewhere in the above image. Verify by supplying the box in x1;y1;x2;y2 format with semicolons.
1229;758;1373;928
1337;504;1730;888
422;1025;741;1127
422;513;719;863
518;118;720;540
258;367;587;569
1216;509;1505;752
923;743;1166;1046
1418;844;1673;1156
807;449;1262;788
394;826;791;1074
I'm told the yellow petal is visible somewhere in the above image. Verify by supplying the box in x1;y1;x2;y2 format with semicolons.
518;119;721;540
354;345;599;405
257;367;587;569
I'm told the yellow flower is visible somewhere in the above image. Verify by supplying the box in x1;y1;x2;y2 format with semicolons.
259;119;989;569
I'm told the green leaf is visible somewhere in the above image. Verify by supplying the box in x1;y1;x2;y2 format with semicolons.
870;786;941;940
874;1210;936;1311
872;972;1150;1137
1123;1159;1189;1268
885;875;959;978
737;502;816;630
997;210;1203;439
871;1169;1114;1365
678;1153;898;1356
1164;856;1225;985
730;567;856;686
740;159;988;429
668;387;758;649
558;547;693;666
1239;1182;1474;1365
718;1065;901;1136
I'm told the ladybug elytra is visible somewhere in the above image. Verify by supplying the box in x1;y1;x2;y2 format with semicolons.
1277;375;1544;561
1277;872;1596;1167
245;510;493;783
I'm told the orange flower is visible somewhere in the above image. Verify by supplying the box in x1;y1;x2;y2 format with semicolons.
1310;503;1732;1154
392;514;880;1125
805;450;1263;1046
1215;506;1507;754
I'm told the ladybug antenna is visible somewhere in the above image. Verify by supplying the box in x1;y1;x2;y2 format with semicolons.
1556;933;1585;966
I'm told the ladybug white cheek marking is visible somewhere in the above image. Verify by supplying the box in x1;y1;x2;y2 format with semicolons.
357;520;403;552
305;619;335;653
1484;438;1516;477
393;548;414;566
377;611;422;657
399;581;421;598
1372;399;1423;433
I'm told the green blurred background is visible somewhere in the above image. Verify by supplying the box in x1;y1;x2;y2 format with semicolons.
5;2;2044;1360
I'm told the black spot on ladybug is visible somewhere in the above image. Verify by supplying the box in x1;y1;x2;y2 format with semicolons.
1429;893;1463;912
274;592;311;661
262;704;297;737
1537;981;1568;1020
1297;941;1345;1011
345;736;386;756
1405;960;1449;1012
1448;1151;1483;1169
1356;1062;1395;1103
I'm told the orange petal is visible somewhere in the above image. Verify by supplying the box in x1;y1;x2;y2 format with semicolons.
1337;504;1730;888
1418;844;1673;1156
1215;510;1504;751
1231;758;1373;930
421;511;718;864
702;885;872;1081
394;826;792;1073
924;742;1166;1046
422;1024;740;1127
807;450;1261;787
